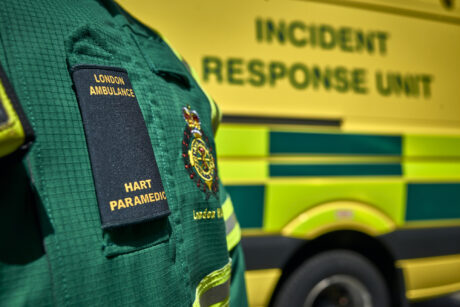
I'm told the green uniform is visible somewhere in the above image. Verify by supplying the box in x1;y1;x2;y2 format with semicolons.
0;0;247;306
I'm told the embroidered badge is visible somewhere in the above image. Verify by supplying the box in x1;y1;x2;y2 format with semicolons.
182;106;219;198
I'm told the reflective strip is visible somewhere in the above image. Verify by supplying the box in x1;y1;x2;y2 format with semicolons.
225;212;237;235
215;125;269;157
404;135;460;158
404;161;460;179
222;196;242;251
193;261;232;307
200;279;230;307
217;160;268;183
0;77;25;158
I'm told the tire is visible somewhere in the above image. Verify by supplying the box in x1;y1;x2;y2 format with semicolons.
272;250;390;307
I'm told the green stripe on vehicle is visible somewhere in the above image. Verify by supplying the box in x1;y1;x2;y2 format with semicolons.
270;163;402;177
270;131;402;155
406;183;460;221
221;196;241;251
225;185;265;229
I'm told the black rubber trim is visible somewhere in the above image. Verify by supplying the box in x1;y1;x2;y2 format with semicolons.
242;227;460;271
241;235;305;270
222;114;342;127
379;226;460;260
396;267;409;307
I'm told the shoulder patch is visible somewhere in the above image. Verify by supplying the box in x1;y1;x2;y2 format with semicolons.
71;65;170;229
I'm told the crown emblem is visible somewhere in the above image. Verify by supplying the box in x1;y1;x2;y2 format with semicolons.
183;107;202;137
182;105;219;199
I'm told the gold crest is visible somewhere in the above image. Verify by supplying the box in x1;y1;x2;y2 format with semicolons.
182;106;219;197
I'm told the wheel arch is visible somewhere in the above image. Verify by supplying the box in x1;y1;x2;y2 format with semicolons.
267;230;407;307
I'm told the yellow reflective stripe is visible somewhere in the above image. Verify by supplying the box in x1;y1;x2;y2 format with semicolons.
218;160;269;182
397;254;460;300
245;269;282;307
193;260;232;307
404;161;460;179
222;196;242;251
226;220;241;252
222;195;234;220
404;135;460;158
215;125;269;157
0;79;25;158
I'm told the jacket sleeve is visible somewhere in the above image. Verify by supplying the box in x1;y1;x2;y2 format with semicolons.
205;62;247;305
220;187;249;307
195;60;249;307
167;41;249;306
229;244;249;307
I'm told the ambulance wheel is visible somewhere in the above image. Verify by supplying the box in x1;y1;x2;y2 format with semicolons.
272;250;390;307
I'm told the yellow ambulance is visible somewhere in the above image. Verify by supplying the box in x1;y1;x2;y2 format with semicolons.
119;1;460;306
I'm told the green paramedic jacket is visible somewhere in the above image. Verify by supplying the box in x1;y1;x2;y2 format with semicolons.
0;0;248;306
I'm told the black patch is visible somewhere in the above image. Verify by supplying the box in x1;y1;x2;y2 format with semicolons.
71;65;170;229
